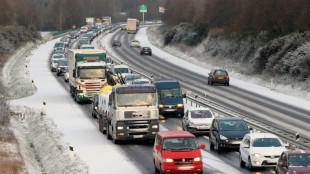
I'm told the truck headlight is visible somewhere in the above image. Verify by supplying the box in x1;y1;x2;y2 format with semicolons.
163;158;173;162
220;135;227;140
117;126;124;130
194;157;202;162
177;104;184;108
152;125;158;129
94;106;97;110
77;93;84;96
158;104;163;109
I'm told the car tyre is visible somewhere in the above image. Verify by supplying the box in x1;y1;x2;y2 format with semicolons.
210;140;214;150
106;122;112;140
248;157;254;171
239;153;245;168
159;165;165;174
210;81;213;85
215;140;221;152
154;163;159;174
227;82;229;86
99;116;104;133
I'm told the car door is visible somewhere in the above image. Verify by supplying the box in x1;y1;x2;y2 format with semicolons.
153;135;162;169
209;119;218;145
277;153;288;174
240;135;250;163
182;110;189;129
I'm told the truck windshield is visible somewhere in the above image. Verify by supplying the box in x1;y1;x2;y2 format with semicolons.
163;137;198;150
158;88;182;98
117;93;156;107
78;69;105;79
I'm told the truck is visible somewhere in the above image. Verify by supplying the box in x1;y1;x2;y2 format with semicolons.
97;73;159;144
152;79;186;117
68;49;107;103
86;17;95;28
102;16;111;25
127;18;137;34
136;19;140;30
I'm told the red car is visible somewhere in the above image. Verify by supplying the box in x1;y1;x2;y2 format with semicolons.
112;40;121;47
140;46;152;56
153;130;205;174
276;150;310;174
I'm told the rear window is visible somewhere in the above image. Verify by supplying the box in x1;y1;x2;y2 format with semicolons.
190;110;213;118
143;47;150;50
214;70;228;76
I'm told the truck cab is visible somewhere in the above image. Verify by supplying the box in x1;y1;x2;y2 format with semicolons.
152;79;185;117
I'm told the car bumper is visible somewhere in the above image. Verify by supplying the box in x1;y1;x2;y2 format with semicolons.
187;126;211;134
162;163;203;174
218;139;242;149
210;79;229;84
251;157;279;167
159;108;184;116
141;51;151;55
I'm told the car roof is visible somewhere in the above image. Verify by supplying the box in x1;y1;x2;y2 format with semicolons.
114;65;129;68
80;44;94;47
216;117;244;121
158;130;196;138
285;150;310;155
154;79;178;83
247;133;279;139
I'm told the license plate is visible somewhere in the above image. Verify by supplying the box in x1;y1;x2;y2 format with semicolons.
133;135;143;138
218;77;224;79
178;166;194;170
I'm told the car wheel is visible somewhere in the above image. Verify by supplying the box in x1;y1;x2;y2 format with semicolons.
154;163;159;174
159;165;165;174
150;53;152;56
210;140;214;150
227;82;229;86
210;81;213;85
99;116;103;133
248;157;254;171
106;122;112;140
239;153;245;168
215;140;221;152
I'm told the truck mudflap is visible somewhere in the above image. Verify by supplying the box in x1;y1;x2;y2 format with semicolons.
114;120;159;141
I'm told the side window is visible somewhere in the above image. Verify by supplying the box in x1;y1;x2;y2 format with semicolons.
212;120;218;130
282;153;287;164
185;110;189;118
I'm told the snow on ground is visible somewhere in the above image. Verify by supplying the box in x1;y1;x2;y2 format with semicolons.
40;32;51;38
134;27;310;112
10;36;144;174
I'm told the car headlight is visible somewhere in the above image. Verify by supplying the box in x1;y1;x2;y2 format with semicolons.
117;126;124;130
177;104;184;108
152;125;158;129
94;106;97;110
163;158;173;162
251;153;262;158
194;157;202;162
220;135;227;140
158;104;163;109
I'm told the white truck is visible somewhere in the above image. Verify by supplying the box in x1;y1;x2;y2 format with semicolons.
127;18;137;34
86;17;95;28
102;16;111;25
98;84;159;144
68;49;107;103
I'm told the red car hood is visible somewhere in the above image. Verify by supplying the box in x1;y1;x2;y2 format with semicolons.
162;149;202;159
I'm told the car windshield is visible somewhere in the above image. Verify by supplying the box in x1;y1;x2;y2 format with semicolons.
214;70;228;76
80;40;89;44
53;54;64;59
125;75;141;81
53;59;61;63
133;80;150;84
158;88;182;98
55;43;64;47
78;68;105;79
81;46;94;49
114;68;129;74
252;138;282;147
218;120;248;131
163;137;198;150
117;93;156;107
289;154;310;167
58;60;68;66
190;110;213;118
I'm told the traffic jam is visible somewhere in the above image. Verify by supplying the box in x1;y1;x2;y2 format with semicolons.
49;17;310;174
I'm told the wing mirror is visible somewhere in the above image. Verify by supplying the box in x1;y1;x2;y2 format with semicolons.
156;145;160;151
182;93;186;98
244;144;249;148
200;144;206;149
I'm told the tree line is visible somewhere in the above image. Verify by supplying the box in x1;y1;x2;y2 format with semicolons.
0;0;163;31
163;0;310;34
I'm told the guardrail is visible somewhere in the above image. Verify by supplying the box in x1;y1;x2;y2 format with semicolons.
96;26;310;150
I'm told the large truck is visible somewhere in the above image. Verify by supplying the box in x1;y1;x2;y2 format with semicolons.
68;49;107;103
86;17;95;28
97;74;159;144
127;18;137;34
102;16;111;25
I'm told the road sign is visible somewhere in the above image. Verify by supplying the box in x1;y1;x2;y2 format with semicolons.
140;5;147;13
159;6;165;13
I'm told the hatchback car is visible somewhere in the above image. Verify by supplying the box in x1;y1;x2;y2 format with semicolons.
124;74;142;85
153;130;205;174
112;40;121;47
140;46;152;55
130;40;140;47
77;39;90;49
54;42;65;51
207;69;230;86
91;93;99;118
60;36;70;47
275;150;310;174
182;108;215;135
121;25;127;31
111;65;130;77
239;133;287;170
209;117;251;152
69;31;79;39
56;59;68;76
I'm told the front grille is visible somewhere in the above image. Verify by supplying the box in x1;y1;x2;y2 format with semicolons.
128;125;148;129
229;137;243;140
174;162;193;166
125;120;150;124
124;111;150;118
174;158;193;162
164;105;177;109
264;155;280;158
128;132;147;136
262;160;277;165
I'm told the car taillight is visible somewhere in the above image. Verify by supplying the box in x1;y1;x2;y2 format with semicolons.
212;75;215;79
226;75;229;79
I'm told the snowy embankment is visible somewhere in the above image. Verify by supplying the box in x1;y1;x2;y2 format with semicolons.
7;36;144;173
147;26;310;101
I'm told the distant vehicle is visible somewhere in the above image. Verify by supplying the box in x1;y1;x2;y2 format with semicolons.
140;47;152;55
182;108;215;135
80;26;88;33
91;93;99;118
121;25;127;31
239;133;287;170
79;44;95;49
112;40;121;47
152;79;185;117
130;40;140;47
54;50;65;55
111;64;130;77
86;17;95;28
127;18;137;34
77;39;90;49
54;42;65;51
102;16;111;25
106;56;113;70
56;59;68;76
207;68;230;86
136;19;140;30
153;130;205;174
69;31;79;39
275;150;310;174
50;53;65;72
60;36;70;47
132;79;150;85
209;117;251;152
64;68;69;82
124;74;142;85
